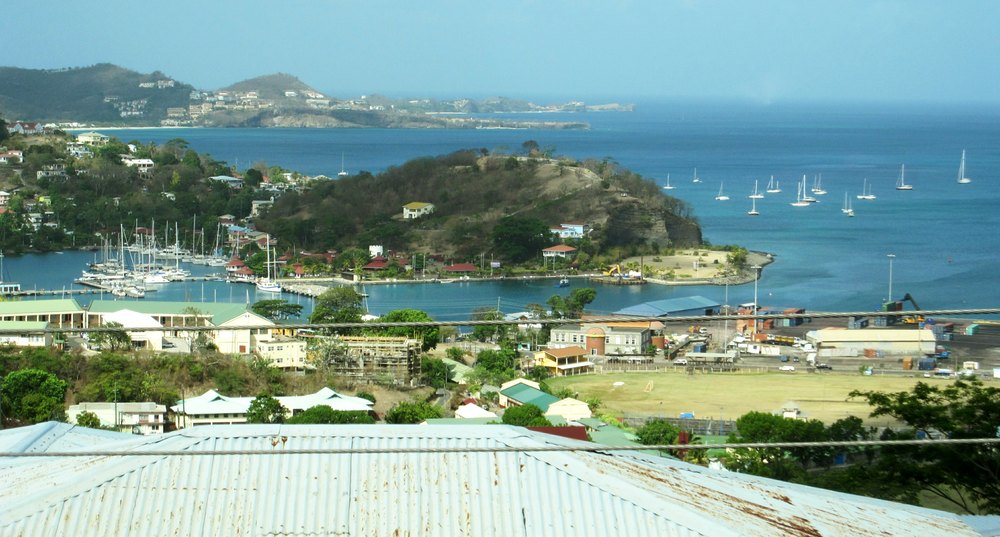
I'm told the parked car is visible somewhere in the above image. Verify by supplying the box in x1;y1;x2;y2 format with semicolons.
779;365;796;372
674;358;688;366
816;363;833;370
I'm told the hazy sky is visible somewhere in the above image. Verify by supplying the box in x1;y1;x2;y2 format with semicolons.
6;0;1000;104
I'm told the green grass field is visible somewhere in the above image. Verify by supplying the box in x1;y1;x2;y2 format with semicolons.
547;371;933;425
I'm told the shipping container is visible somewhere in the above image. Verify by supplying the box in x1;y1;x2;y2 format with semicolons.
902;357;913;370
965;324;980;336
918;358;937;371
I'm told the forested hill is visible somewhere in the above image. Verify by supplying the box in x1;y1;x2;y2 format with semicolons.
0;64;193;123
256;150;701;262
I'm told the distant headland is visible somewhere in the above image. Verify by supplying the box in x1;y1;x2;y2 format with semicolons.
0;64;633;129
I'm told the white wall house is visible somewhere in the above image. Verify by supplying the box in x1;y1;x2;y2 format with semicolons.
256;335;309;369
402;202;435;219
101;309;165;350
68;401;167;435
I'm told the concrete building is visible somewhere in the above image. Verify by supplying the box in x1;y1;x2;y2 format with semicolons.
67;402;167;435
548;321;654;357
100;309;164;350
255;335;308;369
309;335;422;385
807;327;937;357
0;299;85;330
0;424;982;536
76;131;110;145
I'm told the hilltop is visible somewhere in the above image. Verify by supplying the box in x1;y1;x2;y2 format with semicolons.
220;73;320;100
256;150;701;260
0;64;193;123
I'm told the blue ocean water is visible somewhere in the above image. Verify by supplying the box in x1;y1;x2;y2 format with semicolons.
43;101;1000;319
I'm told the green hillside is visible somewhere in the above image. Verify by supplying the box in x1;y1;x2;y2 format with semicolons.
0;64;193;123
256;151;701;261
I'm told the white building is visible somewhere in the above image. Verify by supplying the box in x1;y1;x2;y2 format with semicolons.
76;131;110;146
806;328;937;357
171;388;374;428
0;321;51;347
255;335;309;369
402;201;435;219
120;156;154;175
67;401;167;435
100;309;165;350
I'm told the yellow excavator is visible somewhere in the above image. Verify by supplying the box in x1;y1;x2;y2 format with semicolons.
883;293;925;324
603;264;622;277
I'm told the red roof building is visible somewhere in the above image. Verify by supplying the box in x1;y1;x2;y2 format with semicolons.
542;244;578;258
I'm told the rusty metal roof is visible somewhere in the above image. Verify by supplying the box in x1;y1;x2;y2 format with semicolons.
0;424;980;537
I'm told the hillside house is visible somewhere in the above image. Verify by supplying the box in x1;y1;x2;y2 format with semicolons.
209;175;244;189
76;132;110;146
542;244;577;258
0;150;24;164
550;221;590;239
6;121;43;135
402;202;435;219
255;335;309;370
121;156;154;175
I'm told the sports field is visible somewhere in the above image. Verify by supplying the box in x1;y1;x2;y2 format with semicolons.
547;371;933;425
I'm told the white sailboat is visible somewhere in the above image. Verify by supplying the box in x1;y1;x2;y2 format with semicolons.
800;175;818;203
842;192;855;216
895;164;913;190
662;173;675;190
715;182;730;201
811;174;827;195
692;168;702;183
256;234;282;293
766;175;781;193
857;178;876;200
790;180;810;207
957;150;972;184
748;196;759;216
748;179;764;199
338;152;349;177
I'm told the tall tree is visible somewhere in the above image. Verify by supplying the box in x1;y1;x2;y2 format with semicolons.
252;299;303;321
309;287;364;331
850;380;1000;514
491;216;552;263
1;368;68;425
368;309;439;351
245;394;288;424
384;400;442;424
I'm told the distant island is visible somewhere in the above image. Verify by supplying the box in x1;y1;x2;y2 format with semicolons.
0;64;633;129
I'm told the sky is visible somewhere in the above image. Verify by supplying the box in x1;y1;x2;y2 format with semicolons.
6;0;1000;104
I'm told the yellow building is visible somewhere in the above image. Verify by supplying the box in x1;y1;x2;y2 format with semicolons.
533;346;594;376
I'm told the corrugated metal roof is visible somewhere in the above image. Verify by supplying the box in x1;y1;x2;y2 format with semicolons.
0;425;979;537
0;298;83;315
0;421;132;454
88;299;264;325
616;295;721;317
499;383;560;411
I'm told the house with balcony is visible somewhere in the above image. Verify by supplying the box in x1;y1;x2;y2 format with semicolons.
542;244;577;259
548;320;655;358
531;346;594;376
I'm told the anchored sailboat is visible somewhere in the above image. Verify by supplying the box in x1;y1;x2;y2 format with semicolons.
662;173;675;190
790;180;810;207
895;164;913;190
256;234;282;293
748;196;759;216
715;182;730;201
811;174;827;195
338;152;349;177
857;178;876;200
748;179;764;199
692;168;702;183
957;150;971;184
766;175;781;193
842;192;855;216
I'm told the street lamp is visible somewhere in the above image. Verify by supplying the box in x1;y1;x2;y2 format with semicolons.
887;254;896;303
